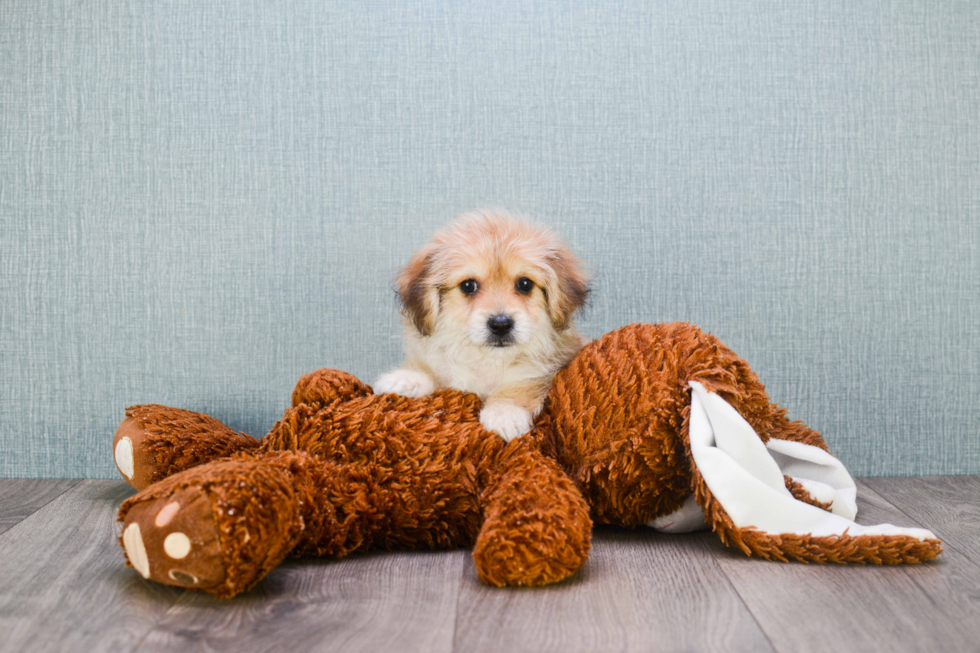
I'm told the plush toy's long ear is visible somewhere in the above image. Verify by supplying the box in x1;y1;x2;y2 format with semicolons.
396;244;440;336
672;382;942;563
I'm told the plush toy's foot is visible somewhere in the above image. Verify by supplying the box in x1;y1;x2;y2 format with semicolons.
114;405;260;490
113;416;155;490
118;456;303;598
120;486;227;591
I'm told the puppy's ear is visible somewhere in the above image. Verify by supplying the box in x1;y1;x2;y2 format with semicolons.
397;244;439;336
545;246;590;331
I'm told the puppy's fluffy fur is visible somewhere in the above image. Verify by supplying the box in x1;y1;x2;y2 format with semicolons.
375;209;590;440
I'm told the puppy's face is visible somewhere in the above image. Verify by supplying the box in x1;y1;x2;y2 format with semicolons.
442;256;547;349
397;212;588;350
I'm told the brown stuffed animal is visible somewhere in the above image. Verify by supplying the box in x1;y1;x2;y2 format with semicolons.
114;323;942;598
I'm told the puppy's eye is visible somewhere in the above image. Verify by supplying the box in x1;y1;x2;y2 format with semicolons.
516;277;534;294
459;279;479;296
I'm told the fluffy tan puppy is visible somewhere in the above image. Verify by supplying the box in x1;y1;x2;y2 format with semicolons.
375;209;590;440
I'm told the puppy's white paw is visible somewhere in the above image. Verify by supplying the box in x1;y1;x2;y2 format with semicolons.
374;369;435;398
480;403;534;441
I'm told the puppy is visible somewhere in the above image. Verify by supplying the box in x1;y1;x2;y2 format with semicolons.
374;209;590;441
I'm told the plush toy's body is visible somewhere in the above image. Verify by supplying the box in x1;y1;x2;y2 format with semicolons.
115;323;941;598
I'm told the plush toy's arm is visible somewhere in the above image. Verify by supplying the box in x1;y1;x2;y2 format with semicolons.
473;437;592;586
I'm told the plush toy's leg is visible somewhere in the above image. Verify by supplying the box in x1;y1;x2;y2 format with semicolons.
118;449;404;598
473;439;592;587
683;381;943;563
114;405;260;490
115;369;372;491
119;447;490;598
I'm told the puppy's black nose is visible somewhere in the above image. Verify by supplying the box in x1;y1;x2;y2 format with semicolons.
487;314;514;336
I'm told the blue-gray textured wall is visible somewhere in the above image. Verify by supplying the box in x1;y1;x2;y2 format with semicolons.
2;1;978;478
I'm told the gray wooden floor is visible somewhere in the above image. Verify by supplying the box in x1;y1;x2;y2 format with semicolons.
0;477;977;653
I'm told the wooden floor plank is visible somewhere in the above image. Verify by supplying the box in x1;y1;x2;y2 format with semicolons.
3;476;978;652
453;527;774;653
0;479;79;535
0;481;183;653
863;476;980;565
701;479;980;653
136;549;466;653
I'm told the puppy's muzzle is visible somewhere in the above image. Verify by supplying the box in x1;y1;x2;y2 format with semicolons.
487;314;515;346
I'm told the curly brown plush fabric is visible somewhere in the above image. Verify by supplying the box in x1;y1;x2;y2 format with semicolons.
115;322;941;598
784;475;835;511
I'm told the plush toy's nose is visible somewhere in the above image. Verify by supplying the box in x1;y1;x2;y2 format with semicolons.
487;314;514;336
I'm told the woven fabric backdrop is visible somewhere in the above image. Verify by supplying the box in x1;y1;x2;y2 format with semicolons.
2;1;978;478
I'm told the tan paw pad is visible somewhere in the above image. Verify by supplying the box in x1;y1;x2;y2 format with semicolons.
122;523;150;578
163;532;191;559
155;501;180;527
114;437;134;480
